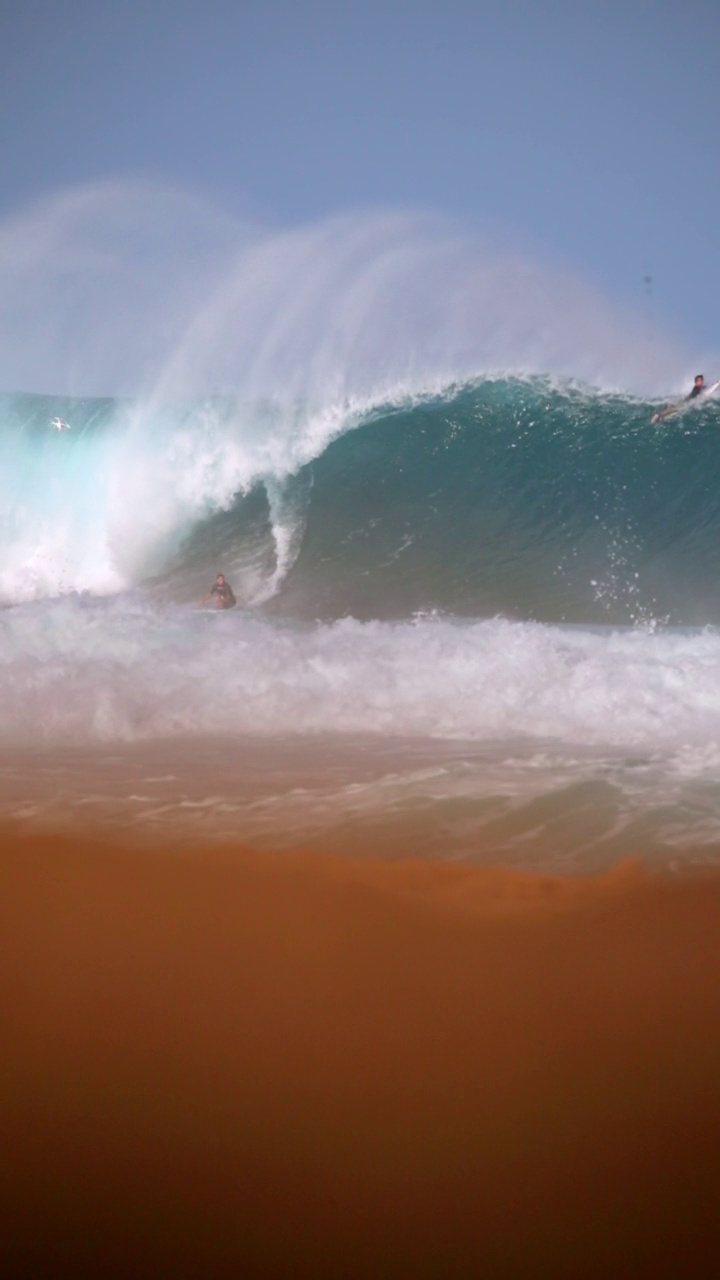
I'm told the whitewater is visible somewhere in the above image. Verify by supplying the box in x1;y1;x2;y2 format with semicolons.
2;180;720;869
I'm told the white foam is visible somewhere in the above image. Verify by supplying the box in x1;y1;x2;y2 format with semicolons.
0;417;128;602
3;597;720;753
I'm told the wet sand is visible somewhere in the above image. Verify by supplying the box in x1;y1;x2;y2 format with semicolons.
1;828;719;1277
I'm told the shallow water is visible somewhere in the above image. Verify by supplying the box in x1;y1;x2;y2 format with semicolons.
4;730;720;873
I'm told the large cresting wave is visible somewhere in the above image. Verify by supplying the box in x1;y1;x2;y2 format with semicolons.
2;376;720;626
2;180;718;626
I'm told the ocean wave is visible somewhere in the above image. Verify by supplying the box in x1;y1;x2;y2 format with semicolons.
2;376;720;623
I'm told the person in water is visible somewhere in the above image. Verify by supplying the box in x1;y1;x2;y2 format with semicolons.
651;374;709;423
201;573;237;609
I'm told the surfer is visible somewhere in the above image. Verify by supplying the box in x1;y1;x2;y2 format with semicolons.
651;375;711;424
201;573;237;610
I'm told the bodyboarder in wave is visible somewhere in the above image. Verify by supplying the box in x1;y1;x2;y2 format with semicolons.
201;573;237;610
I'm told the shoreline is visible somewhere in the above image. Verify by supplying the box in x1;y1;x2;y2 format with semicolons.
3;733;719;872
2;828;720;1275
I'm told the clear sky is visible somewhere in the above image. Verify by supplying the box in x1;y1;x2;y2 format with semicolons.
1;0;718;354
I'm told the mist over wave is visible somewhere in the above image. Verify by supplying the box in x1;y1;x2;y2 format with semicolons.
0;176;697;403
3;177;714;618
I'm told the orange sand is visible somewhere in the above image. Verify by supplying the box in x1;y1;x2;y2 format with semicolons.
1;829;719;1277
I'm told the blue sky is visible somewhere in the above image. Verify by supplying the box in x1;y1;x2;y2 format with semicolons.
1;0;718;352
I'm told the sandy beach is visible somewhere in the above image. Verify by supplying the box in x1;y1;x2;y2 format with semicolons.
1;827;719;1276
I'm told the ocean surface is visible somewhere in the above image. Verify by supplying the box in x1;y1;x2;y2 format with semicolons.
3;376;720;870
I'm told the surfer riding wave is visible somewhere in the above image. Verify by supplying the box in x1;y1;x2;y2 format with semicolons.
651;374;716;424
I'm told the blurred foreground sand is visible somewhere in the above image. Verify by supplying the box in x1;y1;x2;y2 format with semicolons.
1;829;719;1277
